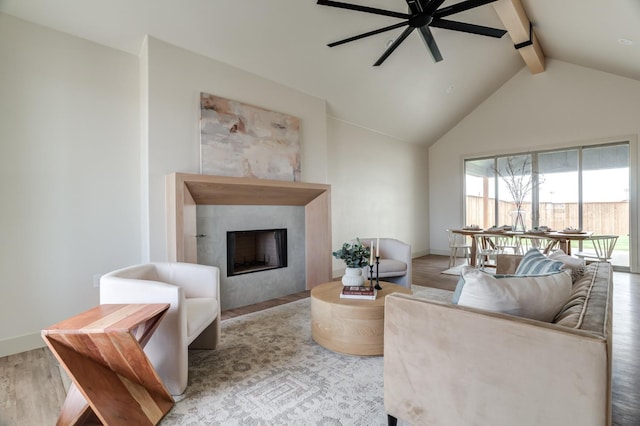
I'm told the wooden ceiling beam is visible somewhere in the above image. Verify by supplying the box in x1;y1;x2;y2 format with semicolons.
493;0;545;74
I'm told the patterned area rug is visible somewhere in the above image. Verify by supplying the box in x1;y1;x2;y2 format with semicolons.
411;285;454;303
162;285;453;425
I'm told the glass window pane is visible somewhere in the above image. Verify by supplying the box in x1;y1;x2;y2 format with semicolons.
538;149;579;231
465;158;495;229
496;155;532;230
582;144;629;267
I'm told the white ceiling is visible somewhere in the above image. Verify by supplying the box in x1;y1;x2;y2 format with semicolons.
2;0;639;145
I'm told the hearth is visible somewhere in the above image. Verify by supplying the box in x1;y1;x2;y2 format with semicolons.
227;228;287;277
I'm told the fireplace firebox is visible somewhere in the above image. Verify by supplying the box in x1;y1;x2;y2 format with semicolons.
226;228;287;277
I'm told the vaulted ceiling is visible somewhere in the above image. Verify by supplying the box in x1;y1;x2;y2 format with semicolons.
2;0;638;145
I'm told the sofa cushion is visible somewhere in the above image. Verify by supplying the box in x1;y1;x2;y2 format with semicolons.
515;248;564;275
185;297;218;344
553;262;611;337
451;270;520;304
455;266;572;322
548;249;586;283
367;259;407;277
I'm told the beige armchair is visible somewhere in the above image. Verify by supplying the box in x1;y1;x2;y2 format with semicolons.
358;238;412;288
100;262;220;396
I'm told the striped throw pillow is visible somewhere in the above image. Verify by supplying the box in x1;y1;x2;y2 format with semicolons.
515;248;564;275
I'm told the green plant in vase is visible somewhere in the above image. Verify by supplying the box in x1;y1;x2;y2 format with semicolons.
332;238;371;286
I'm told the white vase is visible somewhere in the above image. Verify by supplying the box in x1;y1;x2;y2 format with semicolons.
342;267;365;286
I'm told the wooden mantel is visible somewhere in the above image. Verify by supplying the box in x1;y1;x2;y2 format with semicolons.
166;173;332;289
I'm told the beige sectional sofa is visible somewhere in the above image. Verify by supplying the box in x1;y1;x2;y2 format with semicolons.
384;258;613;426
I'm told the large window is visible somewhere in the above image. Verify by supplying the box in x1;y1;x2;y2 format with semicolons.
538;149;579;229
465;158;495;228
464;142;630;268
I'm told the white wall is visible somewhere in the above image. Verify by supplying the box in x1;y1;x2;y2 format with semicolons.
0;14;141;356
143;37;328;261
429;59;640;271
143;37;432;277
0;22;431;356
327;117;430;276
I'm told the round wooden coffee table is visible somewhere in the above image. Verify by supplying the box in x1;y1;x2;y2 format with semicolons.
310;281;412;356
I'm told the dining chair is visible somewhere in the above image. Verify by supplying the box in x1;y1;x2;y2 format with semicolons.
446;229;471;268
517;235;559;255
473;234;502;270
475;233;524;269
575;235;618;262
494;234;520;255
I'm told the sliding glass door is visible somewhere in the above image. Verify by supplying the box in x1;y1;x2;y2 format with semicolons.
537;149;579;231
464;158;495;229
581;144;630;267
464;142;630;269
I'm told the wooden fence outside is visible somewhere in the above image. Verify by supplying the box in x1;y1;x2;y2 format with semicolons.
466;196;629;236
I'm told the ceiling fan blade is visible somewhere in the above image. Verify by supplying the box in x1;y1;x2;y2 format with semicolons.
317;0;410;20
435;0;498;18
405;0;423;14
417;26;443;62
431;18;507;38
424;0;447;15
373;26;415;66
327;21;409;47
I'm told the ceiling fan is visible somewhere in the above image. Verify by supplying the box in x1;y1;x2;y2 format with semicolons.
318;0;508;66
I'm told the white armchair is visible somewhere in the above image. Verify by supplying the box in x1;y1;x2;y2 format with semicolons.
100;262;220;396
358;238;412;288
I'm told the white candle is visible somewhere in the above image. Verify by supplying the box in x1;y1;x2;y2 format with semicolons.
370;240;374;265
376;238;380;257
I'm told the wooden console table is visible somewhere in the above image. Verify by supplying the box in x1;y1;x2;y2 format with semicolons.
42;304;173;425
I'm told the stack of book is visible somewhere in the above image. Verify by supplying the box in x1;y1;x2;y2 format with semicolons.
340;285;377;300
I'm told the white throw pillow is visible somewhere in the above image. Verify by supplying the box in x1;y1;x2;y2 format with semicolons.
456;266;572;322
548;249;586;282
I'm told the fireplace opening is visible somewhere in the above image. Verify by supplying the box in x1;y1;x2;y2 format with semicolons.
226;228;287;277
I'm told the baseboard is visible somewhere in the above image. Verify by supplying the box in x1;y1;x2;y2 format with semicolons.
412;250;429;258
0;332;45;358
429;249;450;257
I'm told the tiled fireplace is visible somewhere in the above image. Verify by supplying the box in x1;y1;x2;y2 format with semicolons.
166;173;332;310
197;205;305;310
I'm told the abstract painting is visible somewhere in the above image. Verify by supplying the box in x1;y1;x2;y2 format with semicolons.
200;93;301;181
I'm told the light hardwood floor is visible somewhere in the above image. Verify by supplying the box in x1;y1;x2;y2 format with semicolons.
1;255;638;425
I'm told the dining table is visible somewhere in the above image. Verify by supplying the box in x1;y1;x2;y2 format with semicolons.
452;228;594;267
